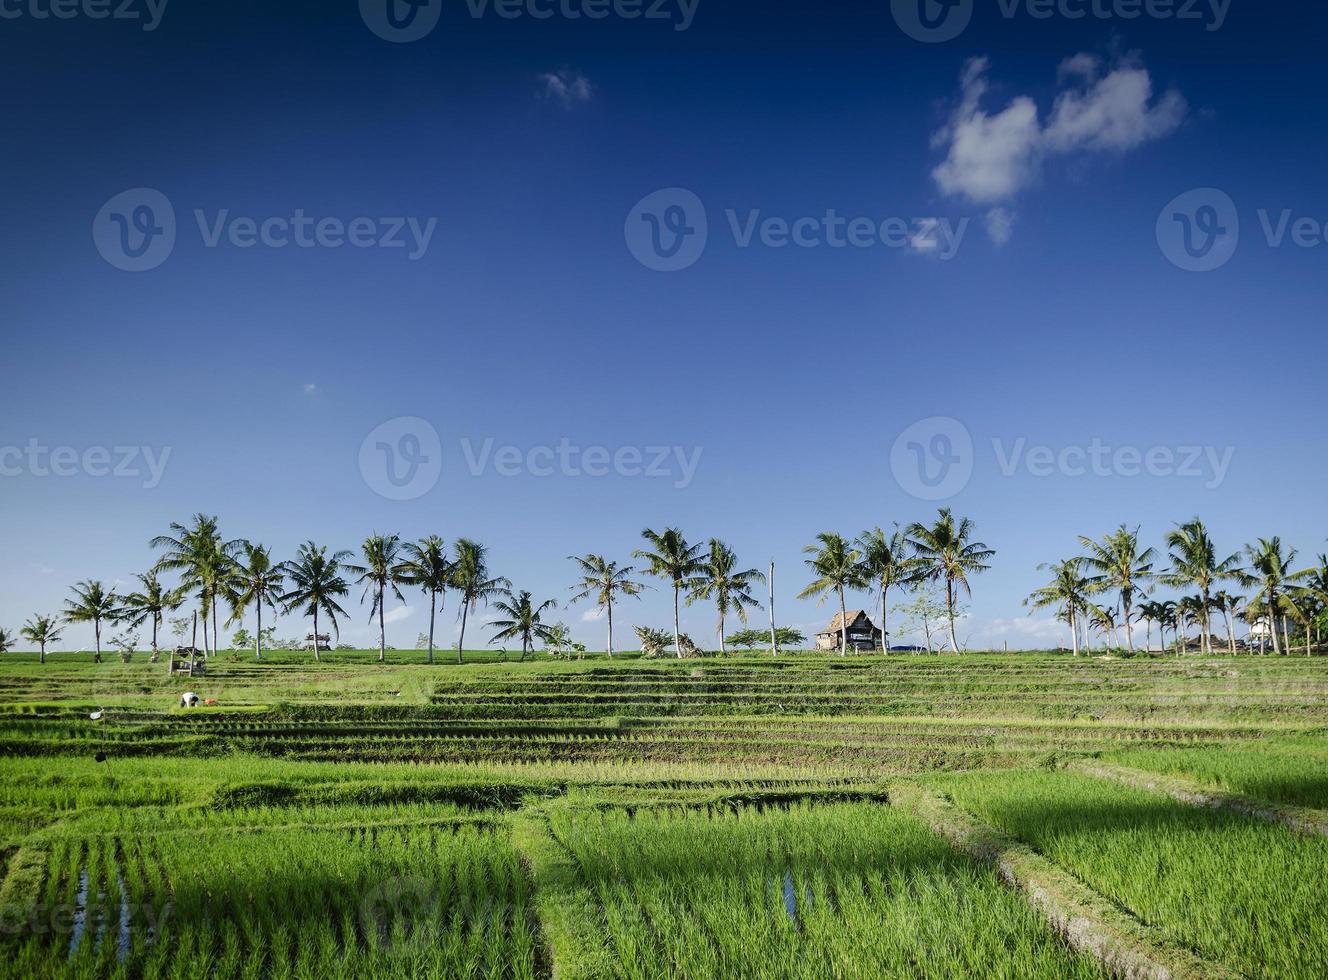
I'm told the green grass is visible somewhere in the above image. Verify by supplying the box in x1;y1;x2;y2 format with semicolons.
549;802;1104;979
934;768;1328;978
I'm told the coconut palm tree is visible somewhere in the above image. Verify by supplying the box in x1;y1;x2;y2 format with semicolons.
1087;603;1120;649
797;532;866;656
20;615;63;664
449;539;510;664
119;572;185;663
1161;518;1241;655
1025;558;1092;656
688;540;765;656
906;509;995;654
279;542;352;662
348;533;406;664
0;628;13;655
1176;595;1208;655
1240;537;1297;656
567;554;644;659
1212;590;1243;654
397;536;451;665
224;542;285;662
1078;525;1155;655
856;526;919;652
634;528;707;659
63;580;119;663
151;514;240;659
489;589;559;661
1135;599;1170;654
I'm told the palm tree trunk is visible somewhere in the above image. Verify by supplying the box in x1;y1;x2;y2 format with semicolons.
838;585;848;656
673;584;682;659
879;586;888;654
427;591;436;665
312;607;321;662
213;603;220;659
718;607;726;657
1225;608;1236;655
606;598;614;659
1269;590;1281;655
1123;594;1135;654
1071;609;1080;657
768;561;778;658
378;590;386;664
151;613;160;663
1283;616;1291;657
458;602;469;665
945;578;959;653
256;602;263;661
94;619;102;663
191;610;198;655
39;642;46;665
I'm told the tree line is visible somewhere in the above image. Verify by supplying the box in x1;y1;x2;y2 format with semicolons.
0;508;997;663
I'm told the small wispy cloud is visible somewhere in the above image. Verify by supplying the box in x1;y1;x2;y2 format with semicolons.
985;207;1015;246
383;605;413;625
580;607;605;623
539;69;593;108
302;383;318;395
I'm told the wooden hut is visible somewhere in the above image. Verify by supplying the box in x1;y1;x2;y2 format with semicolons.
815;611;883;651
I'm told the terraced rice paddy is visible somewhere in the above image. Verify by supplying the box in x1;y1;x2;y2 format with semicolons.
1;651;1326;977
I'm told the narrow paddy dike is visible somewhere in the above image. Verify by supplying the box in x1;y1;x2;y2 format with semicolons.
888;784;1239;980
1070;760;1328;838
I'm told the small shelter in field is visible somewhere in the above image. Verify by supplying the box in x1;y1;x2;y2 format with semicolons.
304;633;332;652
815;610;884;651
170;647;205;676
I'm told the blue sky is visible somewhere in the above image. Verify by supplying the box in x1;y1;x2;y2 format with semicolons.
2;1;1325;651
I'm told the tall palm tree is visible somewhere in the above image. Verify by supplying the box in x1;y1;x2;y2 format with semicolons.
1025;558;1092;656
397;536;451;665
1078;525;1155;655
449;539;510;664
688;540;765;656
279;542;352;662
907;509;995;654
634;528;707;659
225;542;285;661
797;532;866;656
151;514;239;659
1293;556;1328;655
1240;537;1296;656
567;554;644;659
489;589;559;661
63;580;119;663
20;615;63;664
119;572;185;663
856;526;918;652
1162;518;1241;655
348;533;406;663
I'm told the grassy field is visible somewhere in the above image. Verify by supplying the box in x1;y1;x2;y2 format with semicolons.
1;649;1326;977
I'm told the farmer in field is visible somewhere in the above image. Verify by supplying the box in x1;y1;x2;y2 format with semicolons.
180;691;199;708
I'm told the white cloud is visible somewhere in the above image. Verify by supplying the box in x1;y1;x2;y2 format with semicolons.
302;383;317;394
985;207;1014;246
539;70;593;108
383;605;413;625
932;54;1186;230
580;607;605;622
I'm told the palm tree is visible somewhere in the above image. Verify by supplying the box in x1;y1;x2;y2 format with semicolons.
797;532;866;656
567;554;644;659
1078;525;1155;654
1087;603;1120;649
63;580;119;663
907;509;995;654
449;539;510;664
397;536;451;665
634;528;707;659
151;514;240;659
348;533;406;664
1157;599;1179;655
489;589;559;661
1293;556;1328;655
1240;537;1296;656
1135;599;1170;654
1176;595;1208;655
279;542;352;662
20;615;63;664
1025;558;1092;656
856;526;919;652
688;540;765;656
1212;590;1243;654
0;628;13;655
225;542;285;661
1162;519;1241;655
119;572;184;663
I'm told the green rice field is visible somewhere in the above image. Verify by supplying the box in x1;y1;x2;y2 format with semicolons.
1;650;1326;977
